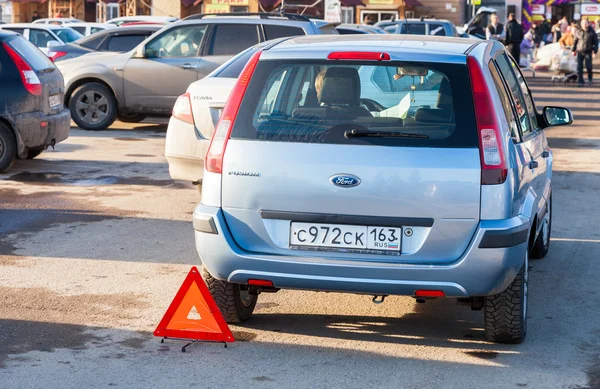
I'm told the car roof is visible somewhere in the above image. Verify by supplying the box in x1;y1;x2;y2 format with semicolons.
266;35;483;59
0;30;18;39
108;16;178;22
398;19;452;24
1;23;67;30
67;22;114;27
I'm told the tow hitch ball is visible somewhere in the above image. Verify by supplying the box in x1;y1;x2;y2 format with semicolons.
372;295;387;304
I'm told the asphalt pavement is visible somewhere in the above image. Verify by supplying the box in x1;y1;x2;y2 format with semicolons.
1;78;600;389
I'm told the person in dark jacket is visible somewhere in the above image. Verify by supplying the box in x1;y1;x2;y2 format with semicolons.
530;23;542;48
505;13;524;63
573;18;599;86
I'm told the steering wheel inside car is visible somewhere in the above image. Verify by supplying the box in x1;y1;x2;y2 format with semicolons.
360;98;386;112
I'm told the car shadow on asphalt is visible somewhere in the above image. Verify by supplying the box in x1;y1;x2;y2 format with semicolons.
247;299;499;351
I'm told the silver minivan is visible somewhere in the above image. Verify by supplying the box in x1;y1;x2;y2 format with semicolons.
193;35;572;344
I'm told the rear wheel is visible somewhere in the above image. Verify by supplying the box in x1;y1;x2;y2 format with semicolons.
0;123;17;172
69;82;118;131
26;148;44;159
117;113;147;123
484;251;528;344
530;196;552;259
202;266;257;324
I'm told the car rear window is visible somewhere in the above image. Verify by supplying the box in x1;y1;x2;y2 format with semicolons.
213;47;255;79
231;60;478;148
399;24;426;35
6;35;54;71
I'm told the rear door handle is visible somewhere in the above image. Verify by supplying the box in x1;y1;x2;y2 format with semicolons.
181;63;196;70
529;161;539;169
542;151;550;158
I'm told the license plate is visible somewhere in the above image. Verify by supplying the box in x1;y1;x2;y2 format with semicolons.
290;222;401;251
49;94;61;108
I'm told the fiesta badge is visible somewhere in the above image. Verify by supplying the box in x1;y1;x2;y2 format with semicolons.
330;174;361;188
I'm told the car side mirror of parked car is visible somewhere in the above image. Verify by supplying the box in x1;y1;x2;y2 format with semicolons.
542;106;573;128
47;40;60;49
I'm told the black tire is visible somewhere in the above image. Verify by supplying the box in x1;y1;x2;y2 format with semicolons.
117;113;147;123
202;266;257;324
530;196;552;259
69;82;118;131
26;148;44;159
484;253;528;344
0;122;17;172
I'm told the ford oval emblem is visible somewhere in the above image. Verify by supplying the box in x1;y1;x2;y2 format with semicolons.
330;174;361;188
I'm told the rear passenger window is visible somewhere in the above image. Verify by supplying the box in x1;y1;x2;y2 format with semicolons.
71;26;86;35
509;57;539;130
489;61;521;142
91;27;104;34
264;25;305;40
107;35;146;52
400;24;426;35
231;61;478;148
29;29;54;48
495;54;533;136
209;24;259;56
80;34;105;49
429;24;445;36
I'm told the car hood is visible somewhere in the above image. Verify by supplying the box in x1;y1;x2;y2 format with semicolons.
56;50;130;72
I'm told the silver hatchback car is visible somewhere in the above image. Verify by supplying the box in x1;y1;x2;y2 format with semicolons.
193;35;572;344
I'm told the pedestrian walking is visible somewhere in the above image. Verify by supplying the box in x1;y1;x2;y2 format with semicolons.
540;19;553;44
573;18;599;86
486;13;505;43
520;33;535;67
505;13;524;63
31;11;41;22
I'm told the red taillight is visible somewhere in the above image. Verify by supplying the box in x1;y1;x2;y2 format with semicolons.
49;51;67;62
327;51;391;61
467;56;508;185
205;50;262;174
172;92;194;125
248;279;274;287
2;42;42;96
415;290;446;297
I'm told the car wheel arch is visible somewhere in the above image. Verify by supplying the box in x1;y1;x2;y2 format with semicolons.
65;77;121;108
0;116;26;158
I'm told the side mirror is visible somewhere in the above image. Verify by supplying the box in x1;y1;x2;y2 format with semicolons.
47;40;60;49
542;106;573;127
132;45;146;58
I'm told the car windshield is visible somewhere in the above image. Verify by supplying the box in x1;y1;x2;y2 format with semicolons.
231;60;478;148
53;27;83;43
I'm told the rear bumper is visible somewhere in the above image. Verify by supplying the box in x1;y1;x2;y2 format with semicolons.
193;205;530;298
165;116;209;182
13;108;70;156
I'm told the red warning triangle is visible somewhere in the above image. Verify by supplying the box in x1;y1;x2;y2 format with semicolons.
154;266;234;343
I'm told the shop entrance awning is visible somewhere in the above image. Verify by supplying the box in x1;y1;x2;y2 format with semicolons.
405;0;422;7
341;0;366;7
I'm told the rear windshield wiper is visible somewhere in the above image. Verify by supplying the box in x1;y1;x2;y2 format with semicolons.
345;129;429;139
38;68;55;74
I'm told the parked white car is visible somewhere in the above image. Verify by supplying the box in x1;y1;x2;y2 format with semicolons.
32;18;82;25
165;45;261;184
0;24;82;55
66;22;116;36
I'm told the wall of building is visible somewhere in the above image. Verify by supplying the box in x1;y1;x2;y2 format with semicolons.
413;0;464;25
151;0;181;17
